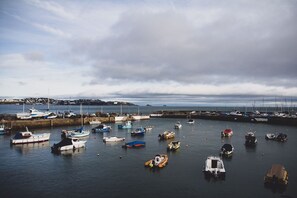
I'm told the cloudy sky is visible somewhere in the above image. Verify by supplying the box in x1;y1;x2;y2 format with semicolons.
1;0;297;105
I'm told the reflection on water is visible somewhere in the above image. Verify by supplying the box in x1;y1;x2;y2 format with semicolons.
11;141;50;155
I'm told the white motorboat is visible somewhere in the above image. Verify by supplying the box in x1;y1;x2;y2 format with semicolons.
187;119;195;124
103;136;125;142
174;121;182;129
11;127;50;144
265;133;276;140
203;156;226;179
89;120;101;125
51;137;86;152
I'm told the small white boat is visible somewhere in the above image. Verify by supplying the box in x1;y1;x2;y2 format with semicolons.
51;137;86;152
103;136;125;142
89;120;101;125
187;119;195;124
0;124;6;135
203;156;226;179
265;133;276;140
174;121;182;129
11;127;50;144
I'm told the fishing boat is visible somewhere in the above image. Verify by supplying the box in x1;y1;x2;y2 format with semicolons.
158;131;175;140
167;141;181;151
103;136;125;142
51;137;86;153
264;164;288;185
144;154;168;168
11;127;50;144
122;141;146;148
245;131;257;146
92;124;112;133
220;144;234;157
62;127;90;138
131;127;145;136
265;133;276;140
221;129;233;137
174;121;182;129
118;121;133;129
203;156;226;179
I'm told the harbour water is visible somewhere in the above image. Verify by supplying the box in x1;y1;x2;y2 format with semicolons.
0;117;296;198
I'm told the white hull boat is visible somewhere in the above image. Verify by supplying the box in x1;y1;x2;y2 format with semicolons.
11;128;50;144
103;136;125;142
203;156;226;179
51;137;86;152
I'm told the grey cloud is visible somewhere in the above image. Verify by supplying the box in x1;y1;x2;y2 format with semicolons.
71;1;297;87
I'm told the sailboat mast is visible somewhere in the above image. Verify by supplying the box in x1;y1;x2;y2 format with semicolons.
80;103;83;126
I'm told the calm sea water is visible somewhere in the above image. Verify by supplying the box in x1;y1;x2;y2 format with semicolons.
0;118;297;198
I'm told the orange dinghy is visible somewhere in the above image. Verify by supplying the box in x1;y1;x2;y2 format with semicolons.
144;154;168;168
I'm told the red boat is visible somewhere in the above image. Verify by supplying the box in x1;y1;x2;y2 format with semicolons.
221;129;233;137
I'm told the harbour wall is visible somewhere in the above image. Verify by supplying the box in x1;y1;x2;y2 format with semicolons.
151;111;297;126
1;117;113;131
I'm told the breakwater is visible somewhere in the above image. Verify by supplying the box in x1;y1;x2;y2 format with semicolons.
0;117;112;131
151;110;297;126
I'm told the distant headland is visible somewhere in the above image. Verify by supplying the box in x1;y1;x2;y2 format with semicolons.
0;97;136;106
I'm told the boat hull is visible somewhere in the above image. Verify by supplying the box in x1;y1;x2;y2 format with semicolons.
11;133;50;144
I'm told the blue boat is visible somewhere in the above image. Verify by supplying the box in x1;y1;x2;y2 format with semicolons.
131;127;145;136
122;141;146;148
118;121;133;129
92;124;112;133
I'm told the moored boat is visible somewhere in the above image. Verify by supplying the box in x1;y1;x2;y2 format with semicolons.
264;164;288;185
221;129;233;137
118;121;133;129
174;121;182;129
11;127;50;144
89;120;101;125
275;133;287;142
51;137;86;153
144;126;153;131
187;119;195;124
167;141;180;151
265;133;276;140
122;141;146;148
220;144;234;157
144;154;168;168
62;127;90;138
131;127;145;136
245;131;257;146
0;124;7;135
203;156;226;179
92;124;112;133
103;136;125;142
158;131;175;140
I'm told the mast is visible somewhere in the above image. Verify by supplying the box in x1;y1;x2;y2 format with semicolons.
80;103;83;126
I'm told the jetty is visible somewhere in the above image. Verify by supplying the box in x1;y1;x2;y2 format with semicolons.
150;110;297;126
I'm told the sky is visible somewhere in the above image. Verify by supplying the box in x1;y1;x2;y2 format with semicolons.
1;0;297;106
